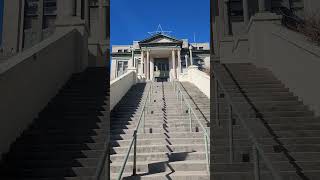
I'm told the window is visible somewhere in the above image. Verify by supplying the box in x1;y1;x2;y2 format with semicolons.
117;61;128;77
124;49;128;53
199;47;203;50
118;49;122;53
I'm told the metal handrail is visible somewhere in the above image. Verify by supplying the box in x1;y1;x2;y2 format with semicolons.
116;82;152;179
94;82;153;180
212;65;283;180
172;80;210;173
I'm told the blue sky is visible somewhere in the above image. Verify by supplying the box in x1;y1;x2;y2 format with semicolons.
110;0;210;45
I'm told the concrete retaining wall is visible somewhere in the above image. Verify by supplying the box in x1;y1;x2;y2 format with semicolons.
0;29;82;157
248;14;320;116
180;67;210;99
110;70;136;110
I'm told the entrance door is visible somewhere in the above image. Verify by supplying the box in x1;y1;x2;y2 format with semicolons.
154;58;169;82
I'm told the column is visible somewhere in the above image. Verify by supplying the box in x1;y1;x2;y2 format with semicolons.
224;0;230;35
131;47;135;68
36;0;44;43
185;54;189;68
144;51;147;78
243;0;249;25
177;49;181;78
172;49;176;79
150;59;154;81
112;60;117;79
146;50;150;80
258;0;266;12
141;50;144;75
114;60;118;79
189;46;193;66
84;0;90;30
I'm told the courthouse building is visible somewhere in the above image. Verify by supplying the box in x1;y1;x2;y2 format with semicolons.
111;33;210;81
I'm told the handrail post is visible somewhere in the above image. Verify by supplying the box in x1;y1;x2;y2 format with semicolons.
143;108;145;133
215;79;220;127
229;105;233;164
253;145;260;180
132;130;137;176
180;92;183;110
189;107;192;132
204;134;209;173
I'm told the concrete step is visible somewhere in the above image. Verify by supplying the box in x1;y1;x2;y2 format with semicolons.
112;171;209;180
111;160;207;173
111;144;206;154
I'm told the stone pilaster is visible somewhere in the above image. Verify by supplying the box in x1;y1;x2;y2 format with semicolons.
141;50;144;76
189;46;193;66
258;0;266;12
243;0;249;25
146;50;150;80
172;49;176;79
150;58;154;81
177;49;181;79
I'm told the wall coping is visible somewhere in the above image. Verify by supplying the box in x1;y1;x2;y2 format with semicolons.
271;24;320;59
247;12;282;33
110;70;135;85
0;29;76;75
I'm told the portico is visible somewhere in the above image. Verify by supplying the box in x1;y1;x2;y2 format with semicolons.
137;47;183;82
111;33;210;81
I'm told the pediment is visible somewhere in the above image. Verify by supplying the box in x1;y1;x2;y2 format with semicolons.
139;33;182;44
150;38;175;43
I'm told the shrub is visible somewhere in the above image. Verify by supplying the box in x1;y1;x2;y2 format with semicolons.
298;14;320;45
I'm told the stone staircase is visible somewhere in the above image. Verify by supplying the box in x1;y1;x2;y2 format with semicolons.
110;82;210;179
212;63;320;180
0;67;109;179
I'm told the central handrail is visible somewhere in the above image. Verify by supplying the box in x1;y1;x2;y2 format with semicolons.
212;64;283;180
172;80;210;173
94;82;153;180
115;82;153;180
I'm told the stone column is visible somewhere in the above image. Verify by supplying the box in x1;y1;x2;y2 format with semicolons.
224;0;230;35
146;50;150;80
243;0;249;25
258;0;266;12
150;58;154;81
131;47;135;68
36;0;44;43
141;50;144;75
144;51;147;78
189;46;193;66
177;49;181;78
111;60;117;80
114;60;118;78
185;54;189;68
172;49;176;79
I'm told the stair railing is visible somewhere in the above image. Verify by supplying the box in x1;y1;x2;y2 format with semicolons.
212;66;283;180
115;82;153;179
172;80;210;173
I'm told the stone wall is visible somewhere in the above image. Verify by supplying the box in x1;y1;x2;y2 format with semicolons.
0;28;83;157
110;70;136;110
248;13;320;115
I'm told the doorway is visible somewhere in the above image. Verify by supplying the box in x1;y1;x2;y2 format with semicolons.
154;58;169;82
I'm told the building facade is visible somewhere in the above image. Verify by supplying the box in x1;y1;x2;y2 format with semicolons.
1;0;109;58
111;33;210;81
